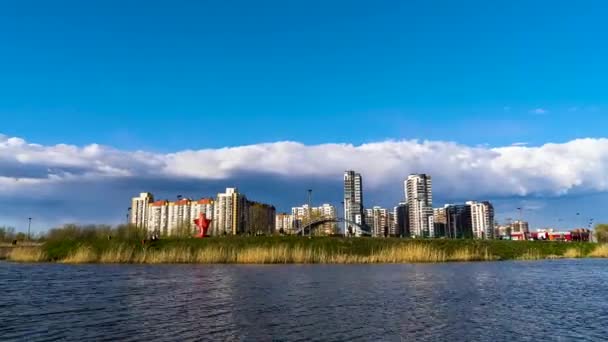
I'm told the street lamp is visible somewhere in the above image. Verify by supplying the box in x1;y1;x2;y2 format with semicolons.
516;207;523;222
307;189;312;237
127;207;132;226
340;201;345;236
27;217;32;241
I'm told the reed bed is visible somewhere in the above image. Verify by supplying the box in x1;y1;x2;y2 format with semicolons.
99;244;136;263
16;237;605;264
589;244;608;258
61;246;98;263
563;247;585;259
447;247;496;262
7;247;47;262
62;244;497;264
517;249;543;261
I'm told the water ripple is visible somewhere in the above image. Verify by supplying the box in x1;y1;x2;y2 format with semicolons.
2;260;608;341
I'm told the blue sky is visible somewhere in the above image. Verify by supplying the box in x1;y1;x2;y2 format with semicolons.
2;0;607;149
1;0;608;232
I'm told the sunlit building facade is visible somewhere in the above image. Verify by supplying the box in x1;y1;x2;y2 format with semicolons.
406;174;434;237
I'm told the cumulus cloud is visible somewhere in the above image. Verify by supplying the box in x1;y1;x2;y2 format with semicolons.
2;133;608;228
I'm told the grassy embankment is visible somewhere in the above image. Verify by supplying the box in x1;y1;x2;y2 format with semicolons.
5;236;608;264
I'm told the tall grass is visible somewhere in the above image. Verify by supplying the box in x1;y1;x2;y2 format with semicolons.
99;244;136;263
12;235;608;264
516;249;543;260
8;247;47;262
61;246;98;263
52;243;496;264
563;247;585;259
589;244;608;258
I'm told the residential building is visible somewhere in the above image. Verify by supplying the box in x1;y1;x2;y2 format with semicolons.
292;203;337;235
344;170;364;232
365;206;388;237
433;207;447;238
316;203;338;235
214;188;248;235
511;220;530;234
190;198;215;232
130;192;153;228
445;204;473;238
247;201;276;235
276;213;294;234
147;200;169;236
167;198;193;235
364;208;374;231
406;174;434;237
388;212;397;236
132;189;274;237
468;201;495;239
394;202;409;237
495;224;511;238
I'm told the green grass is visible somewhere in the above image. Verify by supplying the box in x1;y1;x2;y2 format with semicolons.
30;236;601;263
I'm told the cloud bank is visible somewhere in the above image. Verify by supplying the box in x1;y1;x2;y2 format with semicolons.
1;134;607;229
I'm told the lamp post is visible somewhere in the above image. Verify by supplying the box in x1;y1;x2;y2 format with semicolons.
516;207;523;222
27;217;32;241
307;189;312;238
340;201;345;236
127;207;131;226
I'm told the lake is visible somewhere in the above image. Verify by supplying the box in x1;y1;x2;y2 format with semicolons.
1;260;607;341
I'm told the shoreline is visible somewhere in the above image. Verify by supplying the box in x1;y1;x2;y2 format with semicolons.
4;237;608;264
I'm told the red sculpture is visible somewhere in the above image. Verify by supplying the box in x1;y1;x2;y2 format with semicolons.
194;213;212;238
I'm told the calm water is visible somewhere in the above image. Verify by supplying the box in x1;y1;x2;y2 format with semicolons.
1;260;608;342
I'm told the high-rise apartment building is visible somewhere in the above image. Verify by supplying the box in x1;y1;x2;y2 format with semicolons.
291;203;337;235
214;187;248;235
433;207;447;237
388;212;397;236
445;204;473;238
130;192;153;228
247;201;276;235
344;170;364;225
394;202;409;237
147;200;169;235
468;201;494;239
275;213;294;234
365;206;388;237
190;198;215;231
132;189;273;237
167;198;193;235
406;174;434;237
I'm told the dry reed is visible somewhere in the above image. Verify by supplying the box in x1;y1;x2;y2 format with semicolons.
61;246;98;263
448;247;496;262
517;250;543;260
7;247;47;262
142;247;194;264
99;244;136;263
563;247;584;259
589;244;608;258
43;242;528;264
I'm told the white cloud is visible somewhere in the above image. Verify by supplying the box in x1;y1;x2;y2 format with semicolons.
529;108;548;114
2;134;608;201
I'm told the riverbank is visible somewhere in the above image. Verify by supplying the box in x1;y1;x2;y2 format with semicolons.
0;243;42;261
5;237;608;264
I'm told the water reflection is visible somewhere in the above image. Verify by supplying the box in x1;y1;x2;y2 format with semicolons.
1;260;608;341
